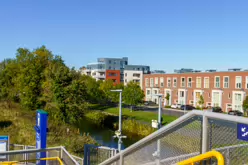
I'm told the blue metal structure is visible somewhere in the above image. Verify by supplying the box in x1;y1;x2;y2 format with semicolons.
34;110;48;165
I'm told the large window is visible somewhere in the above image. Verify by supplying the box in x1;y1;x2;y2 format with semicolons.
181;77;185;87
173;78;177;87
223;76;229;88
204;77;209;88
188;77;192;87
146;90;150;95
145;78;149;87
196;77;202;88
160;77;164;87
167;78;171;87
155;77;158;86
150;78;154;87
215;76;220;88
235;76;242;89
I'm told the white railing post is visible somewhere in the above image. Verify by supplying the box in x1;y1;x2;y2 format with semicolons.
202;115;209;153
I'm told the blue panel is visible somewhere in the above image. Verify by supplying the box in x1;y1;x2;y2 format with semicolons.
0;136;8;141
237;123;248;141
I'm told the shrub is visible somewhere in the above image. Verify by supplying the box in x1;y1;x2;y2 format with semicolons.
164;105;171;108
85;111;108;125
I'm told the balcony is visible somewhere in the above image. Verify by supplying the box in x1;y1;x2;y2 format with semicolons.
93;74;105;79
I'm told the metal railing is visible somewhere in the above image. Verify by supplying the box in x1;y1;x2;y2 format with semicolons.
0;146;80;165
99;110;248;165
177;150;224;165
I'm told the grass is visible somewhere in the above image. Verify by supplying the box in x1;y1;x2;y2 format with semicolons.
0;102;96;156
103;107;177;125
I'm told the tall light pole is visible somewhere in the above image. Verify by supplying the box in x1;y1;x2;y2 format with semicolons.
152;94;163;165
110;89;126;152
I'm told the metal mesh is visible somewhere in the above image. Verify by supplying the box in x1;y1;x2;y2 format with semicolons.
122;116;203;165
208;118;248;165
88;147;116;165
61;148;79;165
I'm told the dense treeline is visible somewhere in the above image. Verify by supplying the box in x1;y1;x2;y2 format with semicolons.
0;46;144;123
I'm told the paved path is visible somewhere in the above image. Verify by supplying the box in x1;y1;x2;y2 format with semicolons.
142;107;187;117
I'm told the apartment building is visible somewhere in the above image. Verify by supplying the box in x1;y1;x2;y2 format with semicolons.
143;69;248;112
124;65;150;88
106;70;121;84
82;57;128;82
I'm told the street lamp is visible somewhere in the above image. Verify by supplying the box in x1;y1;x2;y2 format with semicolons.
110;89;126;152
152;94;163;165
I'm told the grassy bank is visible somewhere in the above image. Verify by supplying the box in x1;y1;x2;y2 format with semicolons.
104;107;177;125
0;103;96;156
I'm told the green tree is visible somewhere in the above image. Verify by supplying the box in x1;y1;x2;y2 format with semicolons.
165;93;170;106
123;81;145;111
198;95;205;110
243;96;248;116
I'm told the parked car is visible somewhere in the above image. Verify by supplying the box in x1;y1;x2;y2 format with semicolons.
180;105;195;110
228;110;243;116
212;107;223;113
171;104;181;109
144;101;157;106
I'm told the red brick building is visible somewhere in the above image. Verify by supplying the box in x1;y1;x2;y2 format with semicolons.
143;70;248;112
106;70;121;85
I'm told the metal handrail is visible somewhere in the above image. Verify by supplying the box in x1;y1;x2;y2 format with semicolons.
100;110;248;165
42;157;64;165
1;157;64;165
177;150;224;165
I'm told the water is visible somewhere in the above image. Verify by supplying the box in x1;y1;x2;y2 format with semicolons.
77;118;142;150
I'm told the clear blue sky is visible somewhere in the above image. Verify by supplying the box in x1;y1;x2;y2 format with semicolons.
0;0;248;72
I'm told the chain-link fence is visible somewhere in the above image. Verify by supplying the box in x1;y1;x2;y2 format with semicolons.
100;110;248;165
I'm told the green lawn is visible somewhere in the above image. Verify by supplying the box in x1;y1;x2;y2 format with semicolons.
104;107;177;125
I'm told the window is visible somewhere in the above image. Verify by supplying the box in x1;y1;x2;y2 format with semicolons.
154;90;158;94
215;76;220;88
181;77;185;87
223;76;229;88
180;91;184;97
228;93;231;99
204;77;209;88
145;78;149;87
125;73;127;77
109;60;111;64
208;93;211;98
235;76;242;89
109;66;111;69
150;78;154;87
246;76;248;89
160;77;164;87
173;78;177;87
167;78;171;87
125;79;127;83
155;77;158;86
147;90;150;95
196;77;202;88
188;77;192;87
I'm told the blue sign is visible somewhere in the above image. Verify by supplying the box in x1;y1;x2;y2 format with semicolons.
237;123;248;141
0;136;8;141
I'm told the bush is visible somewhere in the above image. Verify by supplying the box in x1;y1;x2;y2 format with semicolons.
85;111;108;125
164;105;171;108
115;119;156;137
195;106;202;110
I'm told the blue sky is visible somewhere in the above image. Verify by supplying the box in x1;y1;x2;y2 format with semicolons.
0;0;248;73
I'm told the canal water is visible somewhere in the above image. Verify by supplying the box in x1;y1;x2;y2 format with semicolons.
77;118;142;150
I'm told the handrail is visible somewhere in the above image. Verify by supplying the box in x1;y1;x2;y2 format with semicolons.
42;157;64;165
1;157;64;165
177;150;224;165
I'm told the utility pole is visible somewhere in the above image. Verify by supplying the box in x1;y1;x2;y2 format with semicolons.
111;89;126;152
152;94;163;165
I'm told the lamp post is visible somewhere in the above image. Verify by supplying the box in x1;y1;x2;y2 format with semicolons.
152;94;163;165
110;89;126;152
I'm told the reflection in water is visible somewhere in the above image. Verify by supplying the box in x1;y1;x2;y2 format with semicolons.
77;118;142;149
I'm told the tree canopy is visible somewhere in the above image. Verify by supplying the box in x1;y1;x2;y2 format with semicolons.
123;81;145;110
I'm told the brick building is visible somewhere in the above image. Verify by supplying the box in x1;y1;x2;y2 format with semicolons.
143;69;248;112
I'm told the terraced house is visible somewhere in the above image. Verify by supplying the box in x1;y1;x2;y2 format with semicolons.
143;68;248;112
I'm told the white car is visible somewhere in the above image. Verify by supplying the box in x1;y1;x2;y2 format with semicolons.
171;104;181;109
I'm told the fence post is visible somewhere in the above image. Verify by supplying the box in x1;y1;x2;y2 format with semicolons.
202;115;209;154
